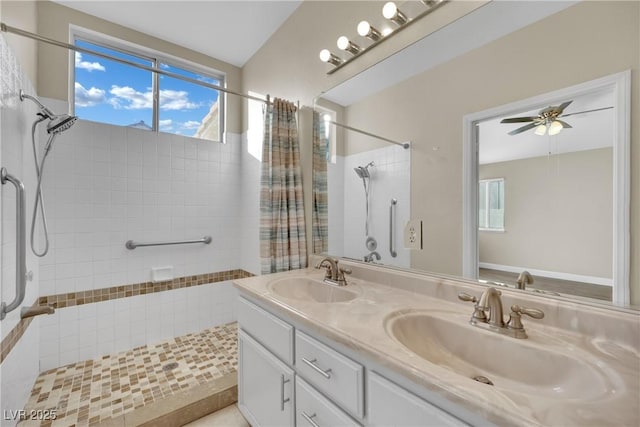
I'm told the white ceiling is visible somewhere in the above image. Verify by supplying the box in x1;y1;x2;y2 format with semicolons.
52;0;302;67
478;88;614;165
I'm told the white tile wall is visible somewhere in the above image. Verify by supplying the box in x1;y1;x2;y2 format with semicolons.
37;106;244;296
1;34;41;425
38;281;239;371
239;132;261;276
331;145;411;268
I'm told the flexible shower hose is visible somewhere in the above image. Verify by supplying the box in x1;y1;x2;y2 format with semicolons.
30;117;55;257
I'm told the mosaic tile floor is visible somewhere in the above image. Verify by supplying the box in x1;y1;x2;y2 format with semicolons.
20;323;238;427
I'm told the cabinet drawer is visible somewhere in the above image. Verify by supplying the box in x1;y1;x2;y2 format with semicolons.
295;330;364;418
238;297;294;365
368;372;467;427
296;377;360;427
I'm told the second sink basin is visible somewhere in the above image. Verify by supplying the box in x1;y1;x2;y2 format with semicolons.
386;310;615;400
268;277;359;303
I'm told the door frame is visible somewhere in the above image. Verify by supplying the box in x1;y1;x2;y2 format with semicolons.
462;70;631;305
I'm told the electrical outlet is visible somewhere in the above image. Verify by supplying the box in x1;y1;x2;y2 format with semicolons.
404;220;423;249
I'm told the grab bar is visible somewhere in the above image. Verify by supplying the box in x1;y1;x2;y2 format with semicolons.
1;168;27;320
126;235;212;250
389;198;397;258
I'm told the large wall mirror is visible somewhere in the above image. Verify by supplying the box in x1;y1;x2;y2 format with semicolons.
312;0;636;308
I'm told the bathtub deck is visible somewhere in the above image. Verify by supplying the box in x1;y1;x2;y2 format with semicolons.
19;322;237;426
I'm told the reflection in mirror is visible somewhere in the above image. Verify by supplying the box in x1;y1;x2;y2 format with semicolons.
476;88;615;301
312;1;637;308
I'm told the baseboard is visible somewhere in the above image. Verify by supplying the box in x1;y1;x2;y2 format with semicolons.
478;262;612;286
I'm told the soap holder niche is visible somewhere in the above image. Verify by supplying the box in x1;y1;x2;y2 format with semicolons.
151;266;174;283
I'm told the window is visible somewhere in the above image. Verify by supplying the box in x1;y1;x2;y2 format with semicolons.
479;178;504;231
72;30;224;142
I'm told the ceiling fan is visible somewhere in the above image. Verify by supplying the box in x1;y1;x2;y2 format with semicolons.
500;101;613;136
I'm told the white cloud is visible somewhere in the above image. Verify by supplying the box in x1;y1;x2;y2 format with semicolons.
109;86;152;109
160;90;201;110
182;120;201;130
75;52;105;72
159;119;173;130
108;86;201;111
75;82;106;107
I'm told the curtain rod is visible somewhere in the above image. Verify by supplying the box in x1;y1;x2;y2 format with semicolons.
327;120;410;149
1;22;272;105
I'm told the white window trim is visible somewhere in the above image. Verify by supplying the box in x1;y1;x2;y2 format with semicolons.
478;178;504;232
68;25;226;142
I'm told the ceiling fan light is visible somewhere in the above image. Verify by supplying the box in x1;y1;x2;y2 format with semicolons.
548;120;563;136
534;124;547;136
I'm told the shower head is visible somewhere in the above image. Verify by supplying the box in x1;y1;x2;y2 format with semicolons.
47;114;77;134
20;89;77;135
354;161;374;178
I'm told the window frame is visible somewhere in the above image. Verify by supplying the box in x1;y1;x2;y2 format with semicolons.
69;26;226;142
478;177;505;232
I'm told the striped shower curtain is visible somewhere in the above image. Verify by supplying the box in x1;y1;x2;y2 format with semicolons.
259;98;308;274
312;112;328;254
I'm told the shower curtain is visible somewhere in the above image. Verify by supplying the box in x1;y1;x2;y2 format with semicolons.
312;112;328;254
259;98;307;274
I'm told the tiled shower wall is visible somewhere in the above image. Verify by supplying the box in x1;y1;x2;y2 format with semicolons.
0;34;42;425
330;144;411;268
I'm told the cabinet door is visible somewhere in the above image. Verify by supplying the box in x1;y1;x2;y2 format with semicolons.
238;329;295;427
368;372;467;427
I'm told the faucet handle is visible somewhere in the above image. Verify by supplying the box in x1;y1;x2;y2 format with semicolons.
507;304;544;332
339;267;352;275
458;292;478;303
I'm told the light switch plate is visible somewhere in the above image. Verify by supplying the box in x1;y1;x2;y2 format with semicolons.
404;220;423;249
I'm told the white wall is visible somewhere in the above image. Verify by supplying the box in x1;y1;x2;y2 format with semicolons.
239;133;261;276
332;145;411;267
0;33;41;425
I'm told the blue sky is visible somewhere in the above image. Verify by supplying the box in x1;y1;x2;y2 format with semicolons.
74;40;220;137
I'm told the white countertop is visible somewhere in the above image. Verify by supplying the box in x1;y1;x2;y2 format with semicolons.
234;266;640;427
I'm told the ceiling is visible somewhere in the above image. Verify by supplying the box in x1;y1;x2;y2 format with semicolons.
52;0;302;67
478;88;614;165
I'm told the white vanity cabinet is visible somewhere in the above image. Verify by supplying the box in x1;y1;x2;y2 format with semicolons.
238;330;295;427
368;371;466;427
237;296;466;427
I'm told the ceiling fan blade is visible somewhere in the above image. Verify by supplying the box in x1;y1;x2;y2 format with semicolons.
560;106;614;118
500;116;538;123
557;100;573;112
556;120;572;129
508;122;537;136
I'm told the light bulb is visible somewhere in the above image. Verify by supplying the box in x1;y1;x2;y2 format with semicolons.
337;36;349;50
382;2;398;19
357;20;371;36
319;49;331;62
357;20;382;41
548;120;563;136
534;124;547;136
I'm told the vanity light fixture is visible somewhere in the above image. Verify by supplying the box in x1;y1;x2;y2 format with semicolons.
337;36;361;55
319;49;343;66
322;1;448;73
357;20;382;41
382;2;408;26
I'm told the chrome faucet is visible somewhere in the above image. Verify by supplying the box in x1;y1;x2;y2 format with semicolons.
363;251;381;263
458;287;544;339
315;257;351;286
516;270;534;290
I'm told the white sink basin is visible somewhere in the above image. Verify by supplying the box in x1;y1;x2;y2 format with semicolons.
268;277;359;303
386;310;614;400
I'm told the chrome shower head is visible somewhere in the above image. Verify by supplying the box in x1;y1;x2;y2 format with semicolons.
354;161;374;178
47;114;77;134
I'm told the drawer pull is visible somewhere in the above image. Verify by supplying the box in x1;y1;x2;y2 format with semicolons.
302;411;320;427
280;375;290;411
302;357;332;379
